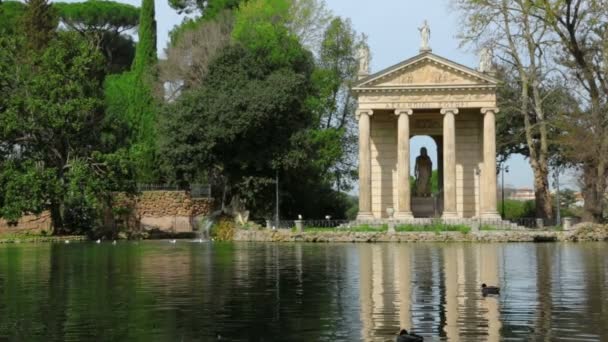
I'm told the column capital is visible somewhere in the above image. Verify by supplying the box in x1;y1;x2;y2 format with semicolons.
481;107;500;115
440;108;459;116
356;109;373;119
394;109;413;116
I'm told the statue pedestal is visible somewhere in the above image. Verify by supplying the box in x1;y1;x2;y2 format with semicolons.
411;197;436;218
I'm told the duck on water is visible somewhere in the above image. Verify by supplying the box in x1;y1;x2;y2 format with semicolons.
481;283;500;296
396;329;424;341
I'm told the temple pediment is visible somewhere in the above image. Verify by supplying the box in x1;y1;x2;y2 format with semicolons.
353;52;498;92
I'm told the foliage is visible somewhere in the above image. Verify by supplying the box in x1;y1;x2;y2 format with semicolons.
0;1;26;35
287;0;332;51
498;200;536;220
161;11;233;100
159;43;315;207
211;216;236;241
232;0;304;69
0;32;136;233
55;0;138;33
305;17;361;190
168;0;242;16
131;0;156;74
54;0;139;73
22;0;57;51
104;0;158;182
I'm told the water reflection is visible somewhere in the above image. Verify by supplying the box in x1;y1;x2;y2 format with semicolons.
0;243;607;341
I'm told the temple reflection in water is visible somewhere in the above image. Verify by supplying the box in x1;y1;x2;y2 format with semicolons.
358;244;502;341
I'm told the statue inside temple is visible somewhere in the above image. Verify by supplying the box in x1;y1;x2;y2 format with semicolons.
414;147;432;197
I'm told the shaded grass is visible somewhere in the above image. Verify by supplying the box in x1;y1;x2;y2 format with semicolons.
303;224;388;233
396;223;471;234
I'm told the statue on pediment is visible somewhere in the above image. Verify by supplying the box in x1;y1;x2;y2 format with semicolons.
357;36;370;75
419;20;431;52
479;47;493;73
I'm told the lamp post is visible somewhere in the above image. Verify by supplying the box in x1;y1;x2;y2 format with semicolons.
554;168;561;227
499;165;509;218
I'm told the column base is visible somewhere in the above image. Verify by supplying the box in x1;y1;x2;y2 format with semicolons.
441;211;459;219
356;212;375;221
394;211;414;220
481;212;501;220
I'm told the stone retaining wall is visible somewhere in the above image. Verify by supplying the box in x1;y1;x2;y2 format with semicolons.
235;226;608;243
113;191;213;233
0;212;52;233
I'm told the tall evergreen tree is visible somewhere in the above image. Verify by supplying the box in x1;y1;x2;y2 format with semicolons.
105;0;159;182
21;0;57;51
131;0;157;73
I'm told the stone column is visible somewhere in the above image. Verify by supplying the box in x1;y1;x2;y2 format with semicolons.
481;108;501;219
395;109;414;220
441;108;459;218
357;109;374;221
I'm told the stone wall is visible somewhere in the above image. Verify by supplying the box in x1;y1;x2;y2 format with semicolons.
234;226;608;243
114;191;213;233
0;212;52;233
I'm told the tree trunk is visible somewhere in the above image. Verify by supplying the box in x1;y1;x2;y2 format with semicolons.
50;200;64;235
533;162;553;220
581;165;605;223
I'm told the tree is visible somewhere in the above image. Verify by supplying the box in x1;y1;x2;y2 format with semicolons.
308;17;362;190
0;32;135;233
168;0;242;16
287;0;332;51
54;0;139;73
531;0;608;222
21;0;57;51
160;11;233;101
159;44;315;212
455;0;559;220
104;0;159;182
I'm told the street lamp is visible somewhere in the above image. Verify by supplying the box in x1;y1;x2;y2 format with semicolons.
554;169;561;227
499;165;510;218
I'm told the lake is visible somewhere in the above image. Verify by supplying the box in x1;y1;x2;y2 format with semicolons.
1;242;606;341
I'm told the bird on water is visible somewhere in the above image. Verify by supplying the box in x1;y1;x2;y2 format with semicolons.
396;329;424;341
481;283;500;296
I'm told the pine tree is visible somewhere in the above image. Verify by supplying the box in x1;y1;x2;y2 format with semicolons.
21;0;57;51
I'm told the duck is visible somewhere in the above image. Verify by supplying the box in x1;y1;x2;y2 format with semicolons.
64;240;70;244
169;239;177;244
112;240;117;245
481;283;500;296
397;329;424;342
95;239;101;244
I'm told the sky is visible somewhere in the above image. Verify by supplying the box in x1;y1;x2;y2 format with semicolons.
56;0;578;190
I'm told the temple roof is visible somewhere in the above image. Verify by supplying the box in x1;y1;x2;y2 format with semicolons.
352;51;498;93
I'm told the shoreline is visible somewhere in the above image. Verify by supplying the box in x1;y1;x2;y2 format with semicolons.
234;228;608;243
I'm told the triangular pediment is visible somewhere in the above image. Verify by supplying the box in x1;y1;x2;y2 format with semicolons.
353;52;498;91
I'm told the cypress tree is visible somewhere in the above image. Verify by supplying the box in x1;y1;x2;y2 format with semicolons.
132;0;157;74
121;0;158;182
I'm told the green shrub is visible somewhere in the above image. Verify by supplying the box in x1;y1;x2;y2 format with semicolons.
498;199;536;219
211;216;236;241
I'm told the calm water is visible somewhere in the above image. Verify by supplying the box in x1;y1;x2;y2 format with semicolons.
0;242;607;341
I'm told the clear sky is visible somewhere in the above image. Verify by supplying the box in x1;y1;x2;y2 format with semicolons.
61;0;579;189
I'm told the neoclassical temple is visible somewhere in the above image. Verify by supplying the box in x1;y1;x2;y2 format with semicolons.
353;28;500;220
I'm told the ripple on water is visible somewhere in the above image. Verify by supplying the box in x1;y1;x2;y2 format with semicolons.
0;242;606;341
